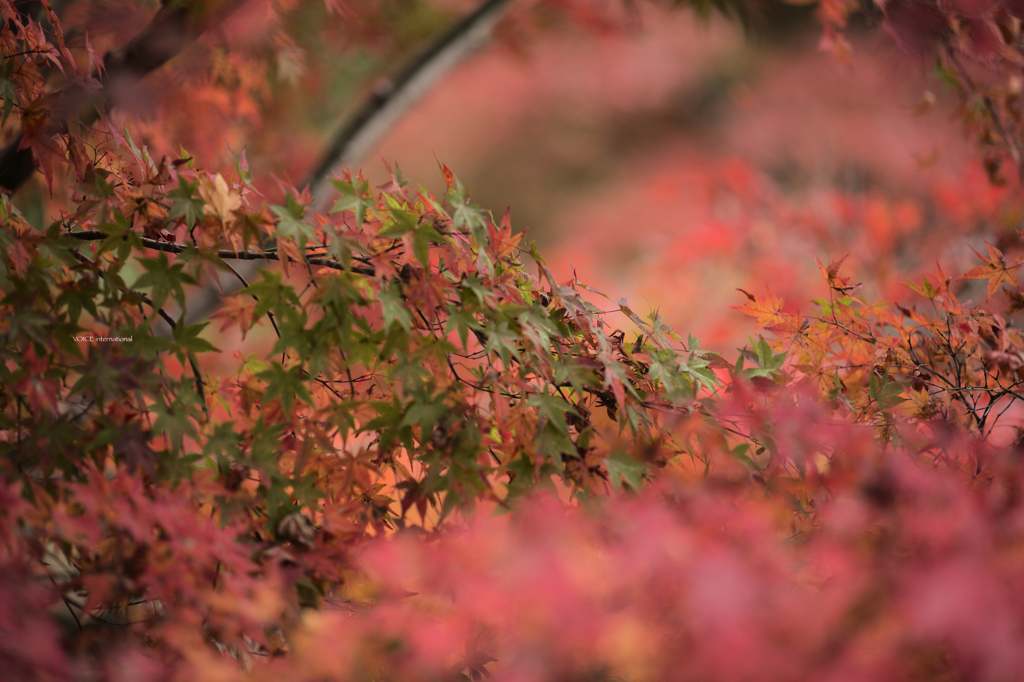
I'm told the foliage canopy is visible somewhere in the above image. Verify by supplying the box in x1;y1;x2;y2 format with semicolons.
4;0;1024;680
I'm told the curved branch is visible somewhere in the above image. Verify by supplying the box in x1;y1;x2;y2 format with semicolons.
306;0;514;213
181;0;514;326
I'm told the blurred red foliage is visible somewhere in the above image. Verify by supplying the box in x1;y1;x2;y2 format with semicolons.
5;0;1024;680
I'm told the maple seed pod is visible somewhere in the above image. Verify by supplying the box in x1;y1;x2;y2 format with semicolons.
277;513;316;549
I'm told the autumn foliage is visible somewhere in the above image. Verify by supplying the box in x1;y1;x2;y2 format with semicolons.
5;0;1024;680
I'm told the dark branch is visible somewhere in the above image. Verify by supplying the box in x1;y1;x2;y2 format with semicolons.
65;230;376;276
0;133;33;194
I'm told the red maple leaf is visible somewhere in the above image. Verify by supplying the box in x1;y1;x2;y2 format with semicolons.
957;240;1024;301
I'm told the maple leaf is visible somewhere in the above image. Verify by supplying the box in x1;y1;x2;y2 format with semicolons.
903;262;952;302
12;371;60;418
19;95;64;194
765;311;806;339
84;31;105;76
197;172;242;224
1005;287;1024;314
906;387;939;419
210;296;260;337
488;207;523;261
733;287;786;329
872;344;912;376
895;303;932;327
276;238;306;264
375;153;409;195
957;241;1024;301
814;254;860;294
438;159;455;190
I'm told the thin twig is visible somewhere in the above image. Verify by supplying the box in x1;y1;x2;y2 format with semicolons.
65;230;376;276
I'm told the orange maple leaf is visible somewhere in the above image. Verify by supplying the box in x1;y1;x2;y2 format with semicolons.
277;238;306;264
211;296;260;338
957;241;1024;301
733;287;786;329
814;254;859;294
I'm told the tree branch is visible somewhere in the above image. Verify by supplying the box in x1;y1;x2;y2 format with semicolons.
306;0;514;213
65;230;376;276
182;0;514;327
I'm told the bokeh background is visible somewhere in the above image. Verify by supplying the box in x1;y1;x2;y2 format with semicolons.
360;0;1011;351
360;1;992;349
